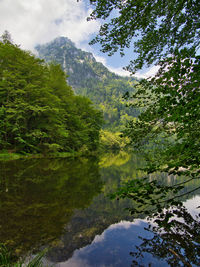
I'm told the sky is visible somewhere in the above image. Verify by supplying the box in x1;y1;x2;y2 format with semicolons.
0;0;157;78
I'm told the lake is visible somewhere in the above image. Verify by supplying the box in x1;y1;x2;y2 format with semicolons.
0;152;199;266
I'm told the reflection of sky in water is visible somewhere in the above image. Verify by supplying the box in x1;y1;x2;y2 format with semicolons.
184;195;200;217
50;195;200;267
55;220;167;267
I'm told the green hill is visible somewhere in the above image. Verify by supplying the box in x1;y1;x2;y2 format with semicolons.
0;35;102;154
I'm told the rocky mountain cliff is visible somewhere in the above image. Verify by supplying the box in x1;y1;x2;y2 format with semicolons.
36;37;121;87
36;37;139;130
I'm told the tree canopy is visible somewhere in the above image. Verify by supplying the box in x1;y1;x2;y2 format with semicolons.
0;33;103;154
88;0;200;176
88;0;200;72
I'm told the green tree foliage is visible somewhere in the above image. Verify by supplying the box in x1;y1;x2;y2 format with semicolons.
87;0;200;217
99;130;128;151
88;0;200;176
0;243;47;267
88;0;200;72
0;33;103;154
77;77;140;130
124;51;200;178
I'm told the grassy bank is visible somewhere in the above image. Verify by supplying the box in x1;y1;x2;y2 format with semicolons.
0;243;47;267
0;151;81;161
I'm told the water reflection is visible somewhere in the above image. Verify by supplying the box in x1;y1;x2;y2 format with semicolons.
0;152;199;266
53;220;157;267
48;196;200;267
0;157;102;257
130;196;200;267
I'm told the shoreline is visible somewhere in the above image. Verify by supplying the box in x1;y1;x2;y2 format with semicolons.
0;151;81;161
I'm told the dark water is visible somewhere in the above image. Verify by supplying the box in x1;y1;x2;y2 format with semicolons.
0;152;199;266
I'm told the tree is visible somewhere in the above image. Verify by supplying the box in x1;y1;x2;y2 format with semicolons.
87;0;200;212
0;32;103;154
88;0;200;72
88;0;200;174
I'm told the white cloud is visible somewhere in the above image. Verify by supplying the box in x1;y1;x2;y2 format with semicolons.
135;65;160;79
109;220;143;230
93;232;106;243
93;54;107;66
184;195;200;217
59;256;90;267
92;54;130;76
107;66;130;76
0;0;160;77
0;0;100;50
93;54;159;78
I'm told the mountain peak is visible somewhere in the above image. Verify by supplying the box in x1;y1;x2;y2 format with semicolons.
35;36;75;51
36;36;120;88
51;36;75;47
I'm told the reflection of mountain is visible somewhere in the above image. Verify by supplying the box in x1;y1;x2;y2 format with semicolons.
0;157;102;257
47;189;134;262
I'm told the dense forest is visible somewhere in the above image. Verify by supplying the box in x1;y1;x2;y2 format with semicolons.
0;33;103;154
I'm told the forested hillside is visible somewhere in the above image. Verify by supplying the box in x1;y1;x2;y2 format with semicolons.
36;37;139;130
0;34;103;154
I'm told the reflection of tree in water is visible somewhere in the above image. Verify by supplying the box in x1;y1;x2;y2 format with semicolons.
48;153;200;264
1;152;199;265
131;204;200;267
0;157;102;259
107;157;200;266
47;153;141;263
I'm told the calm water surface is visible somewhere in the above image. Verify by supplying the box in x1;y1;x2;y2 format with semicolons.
0;152;199;266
